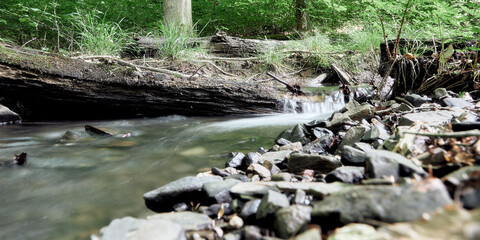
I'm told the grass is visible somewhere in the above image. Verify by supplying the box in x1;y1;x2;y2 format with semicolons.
153;23;205;60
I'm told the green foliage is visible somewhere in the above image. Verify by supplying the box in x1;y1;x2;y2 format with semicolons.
151;23;203;59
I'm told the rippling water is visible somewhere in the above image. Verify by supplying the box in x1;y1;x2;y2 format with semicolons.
0;91;344;240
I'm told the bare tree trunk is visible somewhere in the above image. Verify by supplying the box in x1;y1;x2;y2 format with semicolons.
163;0;192;30
296;0;308;31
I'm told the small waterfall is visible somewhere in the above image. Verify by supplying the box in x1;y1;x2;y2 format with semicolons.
283;91;345;114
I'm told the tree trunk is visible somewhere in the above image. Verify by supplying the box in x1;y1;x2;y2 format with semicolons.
296;0;308;31
163;0;192;30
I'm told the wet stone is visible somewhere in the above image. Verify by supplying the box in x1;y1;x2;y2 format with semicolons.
203;178;241;204
340;145;366;167
256;190;290;219
287;153;342;174
226;152;245;168
0;104;21;124
60;130;82;142
325;166;364;184
365;149;427;180
273;205;312;238
143;176;222;212
312;179;452;225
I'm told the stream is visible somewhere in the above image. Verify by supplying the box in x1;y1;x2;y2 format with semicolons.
0;92;344;240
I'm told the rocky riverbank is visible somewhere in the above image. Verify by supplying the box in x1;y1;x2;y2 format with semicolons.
93;88;480;240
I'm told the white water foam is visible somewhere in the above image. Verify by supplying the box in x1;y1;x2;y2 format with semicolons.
282;91;345;114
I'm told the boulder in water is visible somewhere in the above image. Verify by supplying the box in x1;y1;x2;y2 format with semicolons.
0;104;21;124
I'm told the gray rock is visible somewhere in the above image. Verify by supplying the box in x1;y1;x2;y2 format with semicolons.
420;147;447;165
287;153;342;174
200;203;233;218
226;174;249;182
263;160;282;175
340;146;366;166
85;125;112;136
443;166;480;209
98;216;146;240
271;173;292;182
244;225;263;240
230;182;278;197
0;104;21;124
328;223;391;240
354;142;374;152
399;109;464;126
143;176;222;212
293;228;321;240
259;151;291;164
226;152;245;168
365;149;426;179
211;167;231;177
397;103;413;112
146;212;213;231
275;138;292;146
433;88;449;99
302;128;335;154
362;124;390;141
405;93;431;107
240;199;262;220
257;190;290;219
247;163;271;179
312;179;452;224
278;142;303;151
60;130;82;142
128;218;185;240
346;104;375;121
224;231;242;240
337;126;368;153
327;112;353;130
273;205;312;238
203;178;241;204
275;124;311;145
441;97;474;108
245;152;262;166
294;189;307;205
325;166;364;184
307;182;351;198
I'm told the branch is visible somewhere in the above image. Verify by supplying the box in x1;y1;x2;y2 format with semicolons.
199;56;260;61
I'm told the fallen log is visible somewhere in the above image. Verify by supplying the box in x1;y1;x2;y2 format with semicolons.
0;44;282;120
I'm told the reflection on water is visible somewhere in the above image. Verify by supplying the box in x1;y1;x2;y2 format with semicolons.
0;93;344;240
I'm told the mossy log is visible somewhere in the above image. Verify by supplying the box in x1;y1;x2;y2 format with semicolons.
0;44;282;120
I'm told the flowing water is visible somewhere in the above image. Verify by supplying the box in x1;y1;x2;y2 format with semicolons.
0;91;344;240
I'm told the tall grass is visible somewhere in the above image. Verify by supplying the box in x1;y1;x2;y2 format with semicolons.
71;9;129;56
155;23;202;59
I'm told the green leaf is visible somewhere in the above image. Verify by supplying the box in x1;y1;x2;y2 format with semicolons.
0;19;6;24
439;45;454;64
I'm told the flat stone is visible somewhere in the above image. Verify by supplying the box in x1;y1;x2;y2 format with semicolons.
278;142;303;151
247;163;271;179
271;173;292;182
203;179;241;204
98;216;146;240
325;166;364;184
225;152;245;168
0;104;21;124
399;109;464;126
143;176;222;212
273;205;312;238
307;182;351;198
287;153;342;174
257;190;290;219
263;160;282;175
259;151;291;164
229;182;278;197
365;149;427;180
340;146;366;166
337;126;368;153
146;212;213;231
346;103;375;121
312;179;452;224
362;124;390;141
441;97;474;108
128;218;185;240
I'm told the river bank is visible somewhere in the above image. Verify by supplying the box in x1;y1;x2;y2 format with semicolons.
94;89;480;240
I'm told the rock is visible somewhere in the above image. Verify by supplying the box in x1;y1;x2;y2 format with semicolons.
256;190;290;219
247;163;271;180
433;88;450;99
336;126;367;153
311;127;335;142
0;104;21;124
244;225;263;240
173;202;189;212
223;231;243;240
398;109;464;126
405;93;431;107
362;124;390;141
328;223;391;240
273;205;312;238
146;212;213;231
325;166;364;184
312;179;452;225
85;125;113;136
230;182;278;197
340;146;366;166
278;142;303;151
353;142;374;152
128;218;186;240
365;149;427;180
443;166;480;209
244;152;262;166
293;228;321;240
97;216;146;240
302;128;335;154
420;147;447;165
226;174;249;182
200;203;233;218
226;152;245;168
294;189;307;205
346;104;375;121
143;176;222;212
307;182;351;198
211;167;231;177
271;173;292;182
240;199;262;221
287;153;342;174
275;138;292;146
228;215;244;229
327;112;353;130
203;178;241;204
259;151;291;164
275;124;310;145
397;103;413;112
441;97;474;108
262;160;282;175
